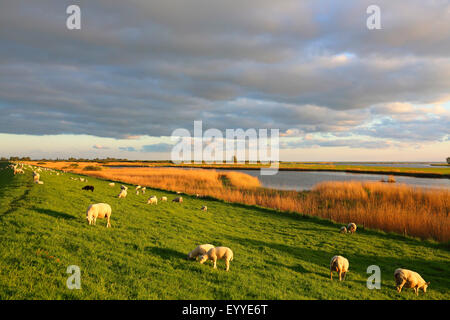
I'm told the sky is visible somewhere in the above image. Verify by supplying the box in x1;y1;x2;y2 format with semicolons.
0;0;449;161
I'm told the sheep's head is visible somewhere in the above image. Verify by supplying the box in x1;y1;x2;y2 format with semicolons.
422;282;430;293
198;255;208;264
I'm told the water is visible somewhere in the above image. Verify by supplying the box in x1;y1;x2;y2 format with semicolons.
214;169;450;191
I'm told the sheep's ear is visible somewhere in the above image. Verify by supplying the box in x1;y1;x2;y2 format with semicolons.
426;282;430;285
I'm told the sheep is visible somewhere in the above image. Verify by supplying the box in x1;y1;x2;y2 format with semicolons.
37;181;44;185
347;223;357;234
86;203;111;228
176;191;182;194
199;247;234;271
108;182;115;187
82;185;94;192
161;196;167;202
120;185;128;191
330;255;349;281
201;205;207;211
118;189;127;198
141;187;146;194
136;185;141;190
32;171;40;183
147;195;158;205
187;244;215;260
394;268;430;296
340;226;347;233
136;190;140;195
172;197;183;203
79;178;85;182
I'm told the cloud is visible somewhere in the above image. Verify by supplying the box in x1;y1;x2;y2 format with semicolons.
141;143;174;152
119;146;137;152
93;144;109;150
0;0;448;151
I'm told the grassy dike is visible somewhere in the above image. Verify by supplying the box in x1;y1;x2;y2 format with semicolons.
0;162;449;299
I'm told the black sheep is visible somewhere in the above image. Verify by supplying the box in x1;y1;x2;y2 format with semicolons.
82;185;94;192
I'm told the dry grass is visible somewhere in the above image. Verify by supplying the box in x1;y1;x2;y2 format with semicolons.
25;162;450;242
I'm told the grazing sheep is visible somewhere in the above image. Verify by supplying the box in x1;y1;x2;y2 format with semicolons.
347;223;357;234
199;247;234;271
82;185;94;192
141;187;146;194
340;226;347;233
161;196;167;202
37;181;44;185
394;268;429;296
176;191;181;194
172;197;183;203
201;205;207;211
86;203;111;228
108;182;115;187
136;185;141;190
330;255;349;281
79;178;85;182
118;189;127;198
120;185;128;191
187;244;215;260
147;195;158;205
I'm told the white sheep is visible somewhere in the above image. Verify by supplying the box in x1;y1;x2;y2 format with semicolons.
136;185;141;190
86;203;111;228
347;223;357;234
118;189;127;198
187;244;215;260
172;197;183;203
141;187;146;194
147;195;158;205
340;226;347;233
199;247;234;271
108;182;115;187
330;255;349;281
201;205;207;211
161;196;167;202
32;171;40;183
394;268;430;296
37;181;44;185
121;185;128;191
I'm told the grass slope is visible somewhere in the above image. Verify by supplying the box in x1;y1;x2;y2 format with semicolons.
0;163;449;300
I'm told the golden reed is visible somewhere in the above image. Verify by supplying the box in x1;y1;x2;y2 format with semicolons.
29;163;450;242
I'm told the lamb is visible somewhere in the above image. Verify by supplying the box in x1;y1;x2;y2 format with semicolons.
141;187;146;194
347;223;357;234
136;185;141;190
147;195;158;205
79;178;85;182
37;181;44;185
187;244;215;260
161;196;167;202
394;268;429;296
86;203;111;228
330;255;349;281
199;247;234;271
120;185;128;191
172;197;183;203
340;226;347;233
201;205;207;211
118;189;127;198
82;185;94;192
108;182;115;187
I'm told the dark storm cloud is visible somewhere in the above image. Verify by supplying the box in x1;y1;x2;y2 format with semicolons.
0;0;449;145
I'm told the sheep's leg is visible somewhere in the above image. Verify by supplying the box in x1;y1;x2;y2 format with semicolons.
343;272;347;281
397;280;406;293
213;258;217;269
330;271;333;280
106;216;111;228
225;259;230;272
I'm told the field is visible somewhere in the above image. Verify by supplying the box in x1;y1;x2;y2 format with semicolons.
0;162;449;300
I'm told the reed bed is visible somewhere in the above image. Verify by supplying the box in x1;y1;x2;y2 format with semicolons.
28;162;450;242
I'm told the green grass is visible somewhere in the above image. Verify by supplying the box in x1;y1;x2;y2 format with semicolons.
0;162;449;300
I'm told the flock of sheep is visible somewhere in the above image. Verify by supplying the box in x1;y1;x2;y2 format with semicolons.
5;162;431;295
